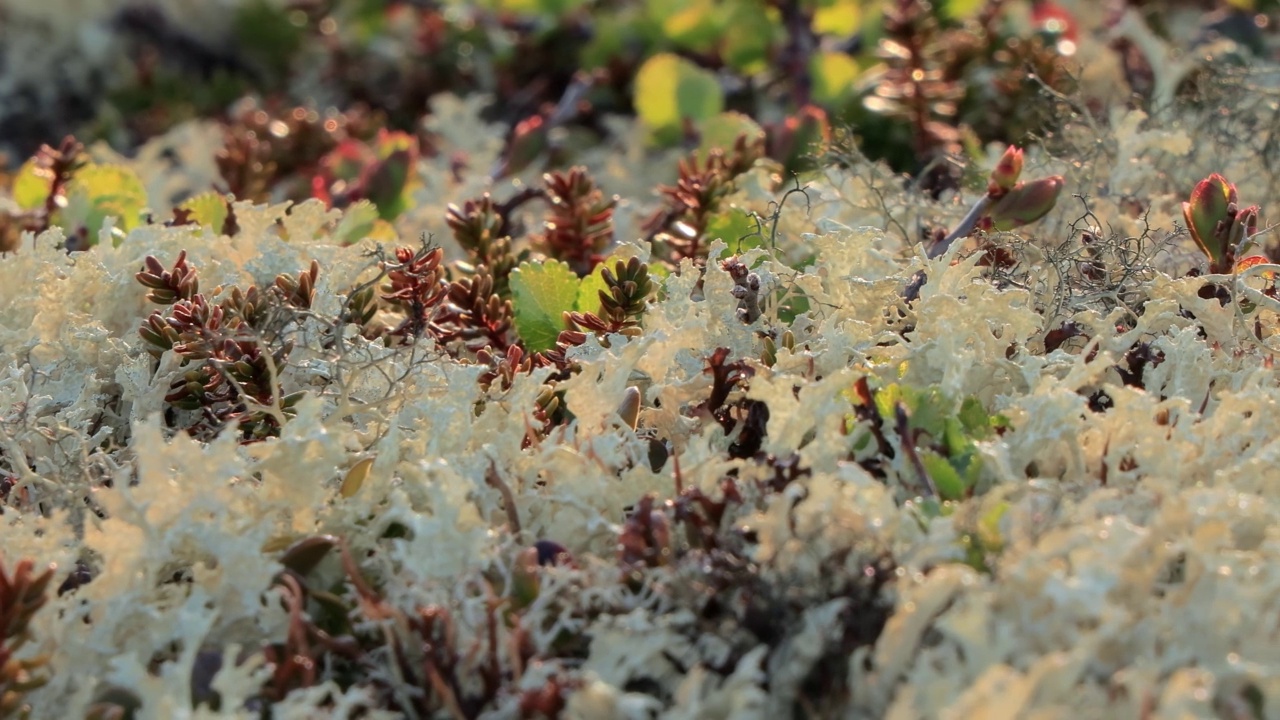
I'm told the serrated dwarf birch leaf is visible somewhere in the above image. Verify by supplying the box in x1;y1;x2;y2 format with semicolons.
12;157;52;210
921;451;966;500
340;457;375;498
511;260;580;352
177;191;229;232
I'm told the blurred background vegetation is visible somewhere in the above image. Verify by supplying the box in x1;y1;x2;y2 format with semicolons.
1;0;1278;220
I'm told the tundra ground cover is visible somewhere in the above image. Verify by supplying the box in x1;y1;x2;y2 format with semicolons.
4;1;1280;718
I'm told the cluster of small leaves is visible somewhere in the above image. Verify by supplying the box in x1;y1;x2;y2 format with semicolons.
613;451;897;717
643;135;767;265
685;347;770;460
846;377;1010;502
0;555;55;719
205;535;587;718
560;257;655;343
136;251;316;442
538;167;617;276
0;137;85;252
355;243;525;364
0;0;1126;213
233;444;896;717
312;130;421;222
447;166;619;289
0;137;155;251
215;99;387;206
446;195;522;298
853;0;1078;192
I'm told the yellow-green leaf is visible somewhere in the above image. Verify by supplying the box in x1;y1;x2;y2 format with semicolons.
12;158;53;211
921;451;966;500
810;51;860;106
812;0;861;35
634;53;724;146
56;164;148;240
938;0;985;20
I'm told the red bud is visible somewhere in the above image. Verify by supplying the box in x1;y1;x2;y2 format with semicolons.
988;146;1024;196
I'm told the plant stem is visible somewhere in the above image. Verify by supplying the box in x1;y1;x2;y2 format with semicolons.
928;195;993;259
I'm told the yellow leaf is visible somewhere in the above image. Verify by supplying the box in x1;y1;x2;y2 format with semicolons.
340;457;375;498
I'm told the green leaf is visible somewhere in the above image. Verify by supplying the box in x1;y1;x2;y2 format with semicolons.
706;209;760;254
654;0;721;51
873;383;901;423
809;51;860;106
177;191;229;232
957;396;995;438
722;0;777;73
697;112;765;163
333;200;381;246
634;53;724;146
12;158;52;211
776;285;810;324
56;164;148;241
365;149;414;221
943;416;970;457
511;260;581;352
977;501;1009;551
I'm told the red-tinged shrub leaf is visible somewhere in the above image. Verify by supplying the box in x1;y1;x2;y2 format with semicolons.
374;130;416;161
325;139;374;182
363;149;414;220
499;115;549;178
1234;255;1275;279
1183;173;1236;266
